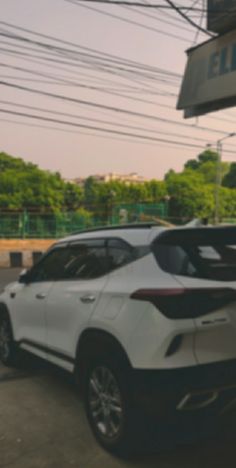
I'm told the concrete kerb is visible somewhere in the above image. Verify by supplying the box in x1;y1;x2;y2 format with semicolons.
0;240;55;268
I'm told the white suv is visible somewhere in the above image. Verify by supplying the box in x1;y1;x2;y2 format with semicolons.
1;224;236;454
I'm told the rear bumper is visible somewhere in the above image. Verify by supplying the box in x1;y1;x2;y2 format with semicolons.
131;359;236;417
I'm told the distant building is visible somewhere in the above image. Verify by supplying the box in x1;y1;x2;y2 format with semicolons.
64;177;84;187
66;172;148;186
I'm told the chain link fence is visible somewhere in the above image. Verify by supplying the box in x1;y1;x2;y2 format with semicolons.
0;202;171;238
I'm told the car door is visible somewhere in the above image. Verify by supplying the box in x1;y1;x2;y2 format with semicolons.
45;239;109;369
10;244;69;359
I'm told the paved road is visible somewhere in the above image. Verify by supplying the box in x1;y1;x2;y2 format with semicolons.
1;268;236;467
0;268;22;289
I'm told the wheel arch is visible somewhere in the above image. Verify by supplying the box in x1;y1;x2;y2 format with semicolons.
0;302;14;340
75;328;132;389
0;302;10;319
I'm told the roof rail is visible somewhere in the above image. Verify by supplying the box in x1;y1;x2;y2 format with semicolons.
71;222;160;236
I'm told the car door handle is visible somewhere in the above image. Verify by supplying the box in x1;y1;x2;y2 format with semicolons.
35;293;47;300
80;294;96;304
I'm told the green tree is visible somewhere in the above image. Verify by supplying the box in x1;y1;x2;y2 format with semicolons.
145;180;167;202
184;159;199;171
222;163;236;188
166;171;215;221
83;177;101;205
0;152;81;212
183;149;229;184
198;149;218;165
63;183;83;210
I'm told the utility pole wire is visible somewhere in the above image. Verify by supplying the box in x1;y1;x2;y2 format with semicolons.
0;80;231;136
164;0;213;36
191;0;205;45
0;108;208;148
65;0;216;12
1;99;219;144
66;0;191;42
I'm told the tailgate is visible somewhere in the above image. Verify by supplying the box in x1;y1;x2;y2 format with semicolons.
153;226;236;365
175;276;236;364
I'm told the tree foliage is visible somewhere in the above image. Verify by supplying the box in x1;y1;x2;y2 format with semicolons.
222;163;236;188
0;152;82;212
165;170;215;220
165;149;235;221
184;149;229;184
2;150;236;224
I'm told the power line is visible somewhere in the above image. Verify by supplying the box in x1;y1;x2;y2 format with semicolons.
184;0;202;14
2;108;236;155
0;48;172;95
191;0;205;45
0;107;212;149
2;117;236;155
0;40;181;85
64;0;211;11
120;3;194;33
0;33;177;78
1;28;235;131
0;71;178;113
143;0;197;27
1;99;221;144
0;53;178;95
163;0;213;36
0;77;235;135
1;19;234;157
0;46;172;93
0;117;168;146
66;0;192;42
0;79;230;136
0;30;182;92
0;22;183;76
0;23;182;97
0;63;179;111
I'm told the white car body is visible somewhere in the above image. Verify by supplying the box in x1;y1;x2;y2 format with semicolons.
2;224;236;417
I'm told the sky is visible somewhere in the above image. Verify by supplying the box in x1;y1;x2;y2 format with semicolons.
1;0;236;181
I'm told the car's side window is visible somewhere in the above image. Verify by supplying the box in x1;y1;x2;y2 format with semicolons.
29;246;70;282
63;240;107;280
107;239;134;272
29;238;135;283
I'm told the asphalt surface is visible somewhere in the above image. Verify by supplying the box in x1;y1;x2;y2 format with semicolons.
0;268;22;290
1;269;236;467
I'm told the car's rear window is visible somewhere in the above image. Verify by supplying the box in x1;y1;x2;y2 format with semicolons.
152;227;236;281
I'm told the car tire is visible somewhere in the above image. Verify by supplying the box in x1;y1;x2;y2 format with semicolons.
0;314;18;367
84;356;138;456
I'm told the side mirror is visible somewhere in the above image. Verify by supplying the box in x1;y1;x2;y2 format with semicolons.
18;269;32;284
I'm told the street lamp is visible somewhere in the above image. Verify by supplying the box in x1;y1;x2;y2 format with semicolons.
214;132;236;225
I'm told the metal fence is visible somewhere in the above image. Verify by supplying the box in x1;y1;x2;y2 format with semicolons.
0;202;168;238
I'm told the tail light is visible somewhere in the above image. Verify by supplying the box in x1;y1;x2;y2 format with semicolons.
130;288;236;319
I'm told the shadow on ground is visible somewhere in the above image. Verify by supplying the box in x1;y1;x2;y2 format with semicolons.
1;353;236;468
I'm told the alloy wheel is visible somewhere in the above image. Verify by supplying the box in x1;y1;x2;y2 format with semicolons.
88;366;124;440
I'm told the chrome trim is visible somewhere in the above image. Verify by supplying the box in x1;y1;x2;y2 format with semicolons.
177;390;219;411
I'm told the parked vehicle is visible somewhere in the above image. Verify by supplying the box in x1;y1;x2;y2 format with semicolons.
1;223;236;454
